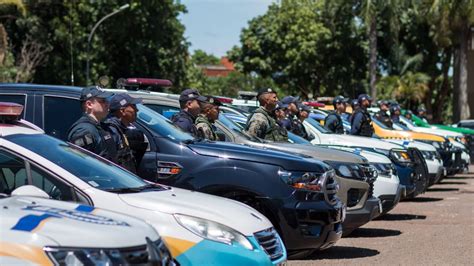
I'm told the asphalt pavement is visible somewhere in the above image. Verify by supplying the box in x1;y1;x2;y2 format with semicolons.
289;166;474;265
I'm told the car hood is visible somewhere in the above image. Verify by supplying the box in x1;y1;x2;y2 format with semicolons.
322;146;392;164
1;196;158;248
315;133;404;150
411;126;463;137
262;142;367;164
387;139;436;151
187;141;330;172
118;186;273;236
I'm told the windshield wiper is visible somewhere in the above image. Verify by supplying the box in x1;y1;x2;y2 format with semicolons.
105;184;163;193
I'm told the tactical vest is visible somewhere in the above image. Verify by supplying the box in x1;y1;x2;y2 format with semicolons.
324;111;344;134
105;119;137;173
375;110;393;128
195;115;218;141
247;107;287;142
353;108;374;137
67;114;117;162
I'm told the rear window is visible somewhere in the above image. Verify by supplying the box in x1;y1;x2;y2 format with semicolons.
44;96;82;140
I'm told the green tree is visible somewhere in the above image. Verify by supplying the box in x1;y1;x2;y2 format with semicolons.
419;0;474;121
3;0;189;89
191;49;220;65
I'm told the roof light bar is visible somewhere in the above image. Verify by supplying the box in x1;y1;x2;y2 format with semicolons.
0;102;24;116
126;78;173;87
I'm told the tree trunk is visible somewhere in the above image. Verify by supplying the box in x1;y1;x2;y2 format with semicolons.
432;48;452;123
368;16;377;100
453;25;470;122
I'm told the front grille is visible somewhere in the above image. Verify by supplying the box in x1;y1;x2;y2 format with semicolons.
122;238;176;265
254;228;284;262
323;171;338;205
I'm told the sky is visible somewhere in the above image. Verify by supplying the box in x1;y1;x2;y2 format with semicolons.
180;0;275;57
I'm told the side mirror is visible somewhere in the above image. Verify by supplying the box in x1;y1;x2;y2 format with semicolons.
11;185;50;199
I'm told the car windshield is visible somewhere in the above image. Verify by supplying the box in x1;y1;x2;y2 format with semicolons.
399;116;416;128
371;116;391;129
137;104;194;142
219;113;264;142
306;117;332;134
288;132;310;144
5;134;164;192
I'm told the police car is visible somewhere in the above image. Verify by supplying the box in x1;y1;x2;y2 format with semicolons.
0;102;286;266
0;186;174;265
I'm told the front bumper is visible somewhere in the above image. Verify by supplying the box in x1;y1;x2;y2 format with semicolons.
378;184;403;214
342;197;381;235
270;197;343;253
440;149;464;176
174;237;287;266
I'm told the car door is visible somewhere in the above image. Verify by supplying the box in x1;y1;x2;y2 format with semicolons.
0;148;91;204
41;95;83;140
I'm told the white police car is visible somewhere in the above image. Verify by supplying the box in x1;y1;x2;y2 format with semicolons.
0;102;286;266
0;186;173;265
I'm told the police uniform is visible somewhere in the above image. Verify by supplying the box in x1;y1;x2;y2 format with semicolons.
274;101;289;140
280;96;299;131
350;94;374;137
291;104;312;140
195;96;221;141
67;87;117;161
375;110;393;128
324;96;347;134
246;88;287;142
172;88;207;138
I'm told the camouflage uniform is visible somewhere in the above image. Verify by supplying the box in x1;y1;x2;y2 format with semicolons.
246;106;287;142
195;114;218;141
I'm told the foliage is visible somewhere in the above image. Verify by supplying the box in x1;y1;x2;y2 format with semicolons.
191;49;220;65
2;0;189;88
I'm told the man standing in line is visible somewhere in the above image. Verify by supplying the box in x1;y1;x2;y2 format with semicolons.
350;94;374;137
246;88;287;142
195;96;222;141
67;86;117;161
324;96;348;134
171;88;207;137
105;93;143;173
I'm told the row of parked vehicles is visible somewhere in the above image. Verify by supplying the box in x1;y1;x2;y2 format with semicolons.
0;79;471;265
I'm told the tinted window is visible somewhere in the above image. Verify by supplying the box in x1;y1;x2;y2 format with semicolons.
30;164;74;201
144;104;179;118
137;104;193;142
0;94;26;118
0;150;28;194
5;134;156;191
44;96;82;140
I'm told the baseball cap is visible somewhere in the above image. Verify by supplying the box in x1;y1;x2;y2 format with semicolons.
80;86;114;101
204;96;222;106
357;94;372;103
281;96;300;105
109;93;143;112
179;88;207;103
298;103;311;113
333;95;348;105
378;100;389;106
275;101;289;110
256;88;277;98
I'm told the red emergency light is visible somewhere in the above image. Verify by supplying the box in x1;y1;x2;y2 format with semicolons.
303;101;325;108
125;78;173;87
213;96;233;104
0;102;24;116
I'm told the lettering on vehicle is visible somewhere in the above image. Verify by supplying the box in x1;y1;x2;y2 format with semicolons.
11;205;130;232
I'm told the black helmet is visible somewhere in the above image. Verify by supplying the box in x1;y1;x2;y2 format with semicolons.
378;100;389;107
390;104;401;113
333;95;348;106
350;99;359;109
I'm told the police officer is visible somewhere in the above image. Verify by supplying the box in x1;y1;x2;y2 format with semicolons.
324;96;348;134
195;96;222;141
292;103;313;140
273;101;290;140
417;107;429;123
104;93;143;173
405;110;413;120
280;96;300;131
67;86;117;161
246;88;287;141
350;94;374;137
171;88;207;137
390;104;406;126
374;100;393;129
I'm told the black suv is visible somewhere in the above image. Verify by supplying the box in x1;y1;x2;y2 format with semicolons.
0;84;344;258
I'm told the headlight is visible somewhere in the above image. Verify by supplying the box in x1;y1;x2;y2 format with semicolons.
278;169;334;191
325;161;377;182
389;149;413;165
370;163;396;177
174;214;254;250
45;238;173;265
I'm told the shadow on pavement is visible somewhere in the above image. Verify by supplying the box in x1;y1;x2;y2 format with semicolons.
376;213;427;221
309;246;380;260
439;181;468;185
404;197;443;202
427;187;460;192
445;176;474;180
346;228;402;238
